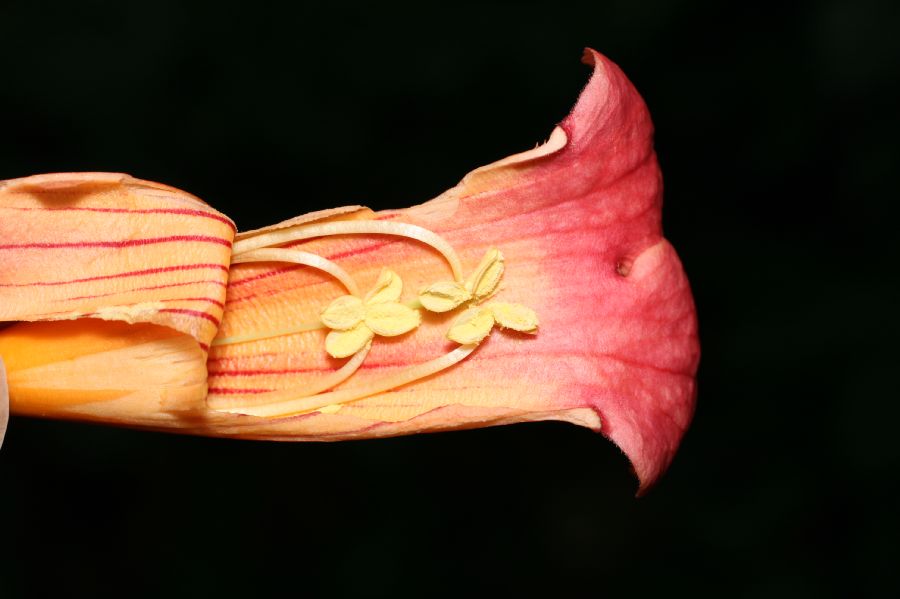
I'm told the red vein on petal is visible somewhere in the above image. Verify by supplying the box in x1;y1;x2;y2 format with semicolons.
207;387;273;395
225;279;335;306
158;308;221;326
0;235;232;250
56;279;227;303
207;351;281;364
3;206;236;231
227;264;304;288
0;263;229;287
159;297;226;308
209;360;408;377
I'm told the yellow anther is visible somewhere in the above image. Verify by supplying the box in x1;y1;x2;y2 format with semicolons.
418;280;471;312
322;268;421;358
326;323;375;358
490;302;539;333
447;307;495;345
365;303;421;336
320;295;366;330
419;248;505;314
464;248;504;301
365;268;403;304
447;301;539;346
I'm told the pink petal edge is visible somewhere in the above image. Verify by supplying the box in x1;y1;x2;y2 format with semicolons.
558;49;700;492
437;48;700;492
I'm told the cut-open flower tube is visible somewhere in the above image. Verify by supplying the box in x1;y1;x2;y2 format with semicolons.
0;49;699;492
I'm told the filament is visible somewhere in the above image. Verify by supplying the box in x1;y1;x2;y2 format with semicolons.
208;343;372;412
232;247;360;297
225;343;477;417
233;220;464;282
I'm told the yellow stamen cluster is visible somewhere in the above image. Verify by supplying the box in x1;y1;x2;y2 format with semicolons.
447;303;539;345
417;248;537;346
418;248;504;312
320;268;420;358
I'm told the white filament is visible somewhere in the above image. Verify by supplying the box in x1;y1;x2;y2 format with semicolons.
230;344;477;417
233;220;464;282
209;343;372;412
232;247;360;297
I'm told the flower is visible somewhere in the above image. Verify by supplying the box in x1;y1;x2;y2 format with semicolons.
320;268;421;358
0;49;699;493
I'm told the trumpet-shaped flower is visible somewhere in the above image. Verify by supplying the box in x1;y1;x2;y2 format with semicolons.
0;49;699;492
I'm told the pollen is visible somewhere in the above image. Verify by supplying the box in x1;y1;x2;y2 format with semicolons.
321;268;421;358
417;247;505;312
490;302;539;333
465;248;504;301
447;302;538;346
419;280;471;312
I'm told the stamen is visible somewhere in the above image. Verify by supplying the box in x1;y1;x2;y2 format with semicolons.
222;344;477;417
232;247;360;297
208;342;372;411
210;321;324;347
233;221;464;282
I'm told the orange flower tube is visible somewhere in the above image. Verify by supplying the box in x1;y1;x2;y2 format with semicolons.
0;49;698;491
0;172;233;430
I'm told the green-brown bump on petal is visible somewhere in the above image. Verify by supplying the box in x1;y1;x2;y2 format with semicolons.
490;302;539;333
320;295;366;330
418;280;471;312
464;248;505;301
364;303;421;336
447;307;495;345
325;323;374;358
364;268;403;304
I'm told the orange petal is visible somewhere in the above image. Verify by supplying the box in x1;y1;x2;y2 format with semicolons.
0;173;233;424
0;172;233;347
0;319;207;427
207;49;699;492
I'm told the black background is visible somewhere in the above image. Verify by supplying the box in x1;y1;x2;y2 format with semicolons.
1;1;898;596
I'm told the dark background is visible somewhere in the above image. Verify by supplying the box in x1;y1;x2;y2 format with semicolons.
1;1;897;596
